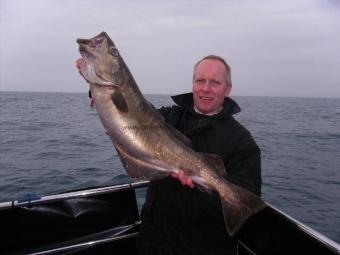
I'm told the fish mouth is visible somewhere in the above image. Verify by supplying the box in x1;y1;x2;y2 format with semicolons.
76;32;107;49
77;32;108;59
78;45;93;58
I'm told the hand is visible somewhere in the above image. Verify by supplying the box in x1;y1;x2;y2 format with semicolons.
171;170;195;188
77;59;93;107
76;58;88;83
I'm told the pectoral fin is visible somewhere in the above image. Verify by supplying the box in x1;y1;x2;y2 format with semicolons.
111;90;128;112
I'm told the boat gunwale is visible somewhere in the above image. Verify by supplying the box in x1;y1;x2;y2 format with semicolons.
0;180;338;253
0;181;149;210
265;202;340;253
27;228;139;255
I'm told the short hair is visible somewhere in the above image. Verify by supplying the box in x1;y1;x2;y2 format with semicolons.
193;55;232;86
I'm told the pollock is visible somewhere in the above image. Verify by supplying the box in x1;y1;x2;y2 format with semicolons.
76;32;266;235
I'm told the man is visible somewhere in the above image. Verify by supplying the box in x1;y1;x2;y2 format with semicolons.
77;54;261;254
135;55;262;255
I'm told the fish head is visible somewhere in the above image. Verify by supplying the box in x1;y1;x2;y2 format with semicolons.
77;32;124;86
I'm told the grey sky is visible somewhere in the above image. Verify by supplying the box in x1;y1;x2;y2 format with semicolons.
1;0;339;97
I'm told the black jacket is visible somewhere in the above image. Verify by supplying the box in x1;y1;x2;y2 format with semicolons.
136;93;262;255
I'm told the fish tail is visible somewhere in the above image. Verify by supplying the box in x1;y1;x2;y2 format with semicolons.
219;180;266;236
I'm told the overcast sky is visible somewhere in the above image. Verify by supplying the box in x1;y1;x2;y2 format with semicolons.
1;0;339;97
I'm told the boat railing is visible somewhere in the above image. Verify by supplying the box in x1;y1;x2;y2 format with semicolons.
0;180;150;211
0;180;339;254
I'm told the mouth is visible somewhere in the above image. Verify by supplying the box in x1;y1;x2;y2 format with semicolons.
199;96;214;101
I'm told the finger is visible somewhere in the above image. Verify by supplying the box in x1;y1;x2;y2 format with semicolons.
171;170;194;188
178;171;187;185
76;58;84;70
171;169;179;175
170;172;179;178
185;177;195;188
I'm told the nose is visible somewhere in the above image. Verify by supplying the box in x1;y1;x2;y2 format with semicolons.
201;81;211;92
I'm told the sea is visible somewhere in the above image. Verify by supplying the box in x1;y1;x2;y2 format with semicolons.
0;91;339;243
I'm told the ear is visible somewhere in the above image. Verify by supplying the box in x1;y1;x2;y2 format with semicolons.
225;84;232;97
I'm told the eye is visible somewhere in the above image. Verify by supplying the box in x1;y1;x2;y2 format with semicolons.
109;47;119;57
195;78;205;84
211;80;221;85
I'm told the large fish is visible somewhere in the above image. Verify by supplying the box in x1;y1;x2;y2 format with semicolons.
76;32;266;235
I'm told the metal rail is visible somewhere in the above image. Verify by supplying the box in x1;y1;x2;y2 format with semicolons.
27;223;140;255
0;180;149;210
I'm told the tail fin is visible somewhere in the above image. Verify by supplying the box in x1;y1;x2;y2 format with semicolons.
220;181;266;236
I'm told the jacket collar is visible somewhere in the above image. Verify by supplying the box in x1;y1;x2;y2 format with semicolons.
171;92;241;118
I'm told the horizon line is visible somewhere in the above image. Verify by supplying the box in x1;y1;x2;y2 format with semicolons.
1;90;339;100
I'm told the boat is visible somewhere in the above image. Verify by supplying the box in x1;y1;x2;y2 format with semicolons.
0;181;339;255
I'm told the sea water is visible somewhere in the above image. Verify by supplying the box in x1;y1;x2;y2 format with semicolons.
0;91;339;242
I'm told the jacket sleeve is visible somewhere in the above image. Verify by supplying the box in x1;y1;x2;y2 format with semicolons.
225;131;262;197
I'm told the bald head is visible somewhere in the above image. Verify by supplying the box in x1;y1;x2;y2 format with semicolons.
193;55;232;87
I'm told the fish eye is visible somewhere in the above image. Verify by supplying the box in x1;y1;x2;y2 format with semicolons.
109;47;119;57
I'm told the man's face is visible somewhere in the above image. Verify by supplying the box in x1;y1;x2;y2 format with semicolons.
192;59;231;115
